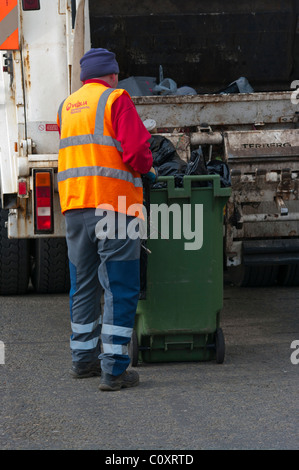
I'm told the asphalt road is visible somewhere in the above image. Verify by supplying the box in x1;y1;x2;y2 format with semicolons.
0;279;298;451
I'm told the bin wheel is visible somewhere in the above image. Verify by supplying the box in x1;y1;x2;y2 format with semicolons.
215;328;225;364
129;330;139;367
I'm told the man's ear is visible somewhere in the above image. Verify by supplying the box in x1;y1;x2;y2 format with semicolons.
111;73;119;87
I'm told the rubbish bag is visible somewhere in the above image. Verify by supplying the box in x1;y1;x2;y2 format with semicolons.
206;159;231;187
118;76;156;96
218;76;254;94
187;147;209;176
149;135;183;167
148;135;231;188
175;147;209;187
148;135;186;188
153;78;177;95
153;79;197;96
176;86;197;95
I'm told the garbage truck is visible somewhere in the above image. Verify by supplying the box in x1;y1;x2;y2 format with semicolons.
0;0;299;294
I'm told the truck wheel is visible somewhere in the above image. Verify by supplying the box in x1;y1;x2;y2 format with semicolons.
31;238;70;294
0;208;30;295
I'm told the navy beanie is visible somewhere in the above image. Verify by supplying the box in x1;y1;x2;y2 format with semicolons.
80;48;120;81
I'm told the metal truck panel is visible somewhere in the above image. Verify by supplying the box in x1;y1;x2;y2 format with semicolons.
0;52;19;197
19;1;69;155
133;92;295;129
225;129;299;160
7;195;66;239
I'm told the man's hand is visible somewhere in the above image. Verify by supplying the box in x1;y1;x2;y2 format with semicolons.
143;167;157;183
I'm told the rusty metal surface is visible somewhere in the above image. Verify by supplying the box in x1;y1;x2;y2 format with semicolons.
18;1;69;156
224;129;299;159
7;193;66;239
133;92;295;128
223;127;299;266
226;167;299;265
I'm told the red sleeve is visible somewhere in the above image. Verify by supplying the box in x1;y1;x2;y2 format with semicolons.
111;93;153;174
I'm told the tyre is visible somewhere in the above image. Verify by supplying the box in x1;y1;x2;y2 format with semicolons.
31;238;70;294
129;330;139;367
215;328;225;364
0;208;30;295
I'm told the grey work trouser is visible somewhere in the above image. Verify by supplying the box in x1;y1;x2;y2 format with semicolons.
64;208;141;376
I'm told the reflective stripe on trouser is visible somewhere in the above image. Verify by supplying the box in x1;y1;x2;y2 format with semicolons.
65;208;140;375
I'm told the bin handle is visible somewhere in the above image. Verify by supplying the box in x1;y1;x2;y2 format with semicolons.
156;175;231;199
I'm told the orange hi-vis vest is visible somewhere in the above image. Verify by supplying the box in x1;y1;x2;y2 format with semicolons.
57;83;143;216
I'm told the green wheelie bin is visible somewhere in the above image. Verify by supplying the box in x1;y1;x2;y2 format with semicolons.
130;174;231;366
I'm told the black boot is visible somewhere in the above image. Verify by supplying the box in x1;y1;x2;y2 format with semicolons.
99;369;139;391
70;360;101;378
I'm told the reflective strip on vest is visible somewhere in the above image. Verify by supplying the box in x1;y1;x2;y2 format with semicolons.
57;165;143;187
58;88;142;189
59;89;121;151
58;133;123;152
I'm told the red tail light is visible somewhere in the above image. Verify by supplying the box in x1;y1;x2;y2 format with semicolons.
22;0;40;10
18;179;28;197
34;170;53;233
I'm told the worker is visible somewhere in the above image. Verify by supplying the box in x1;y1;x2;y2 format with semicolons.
57;48;154;391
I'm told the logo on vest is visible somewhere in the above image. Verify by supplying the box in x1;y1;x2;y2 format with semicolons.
66;100;89;114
